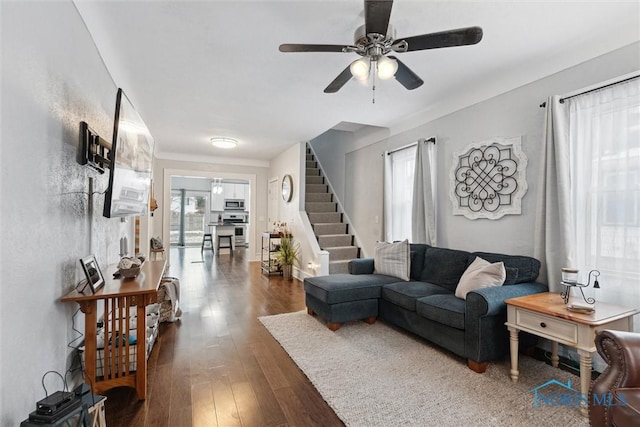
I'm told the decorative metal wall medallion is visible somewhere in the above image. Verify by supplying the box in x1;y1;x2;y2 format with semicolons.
449;137;528;220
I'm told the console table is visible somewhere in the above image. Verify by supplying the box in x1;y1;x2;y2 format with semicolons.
61;259;166;400
505;292;639;415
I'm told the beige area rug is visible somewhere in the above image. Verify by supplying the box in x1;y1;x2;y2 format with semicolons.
259;311;589;427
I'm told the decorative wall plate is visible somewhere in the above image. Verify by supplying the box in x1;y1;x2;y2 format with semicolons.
449;136;528;220
282;174;293;202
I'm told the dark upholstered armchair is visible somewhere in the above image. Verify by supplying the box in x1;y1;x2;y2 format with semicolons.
589;330;640;427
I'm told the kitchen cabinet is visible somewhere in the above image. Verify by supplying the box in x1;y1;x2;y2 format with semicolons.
223;183;248;202
212;183;249;211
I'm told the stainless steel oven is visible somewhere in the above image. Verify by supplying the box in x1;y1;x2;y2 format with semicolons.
234;225;246;247
222;213;247;247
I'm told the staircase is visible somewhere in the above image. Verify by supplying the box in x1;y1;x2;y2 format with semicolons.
305;147;360;274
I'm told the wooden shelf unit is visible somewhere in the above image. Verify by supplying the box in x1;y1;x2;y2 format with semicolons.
61;259;166;400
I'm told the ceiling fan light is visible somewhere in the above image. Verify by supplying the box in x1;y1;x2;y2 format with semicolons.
350;58;370;80
210;137;238;149
377;56;398;80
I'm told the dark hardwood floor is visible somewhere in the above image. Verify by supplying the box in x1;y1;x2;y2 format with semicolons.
104;247;343;426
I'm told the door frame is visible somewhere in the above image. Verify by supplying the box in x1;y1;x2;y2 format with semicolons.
268;177;280;229
162;169;258;262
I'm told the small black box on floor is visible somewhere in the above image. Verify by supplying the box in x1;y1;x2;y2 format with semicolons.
36;391;76;415
29;398;81;423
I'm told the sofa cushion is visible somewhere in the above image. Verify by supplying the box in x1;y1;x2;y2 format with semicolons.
409;244;428;281
505;267;519;285
420;247;472;291
416;294;466;330
455;257;506;300
374;240;410;281
304;274;398;304
381;281;453;312
472;251;540;284
348;258;375;275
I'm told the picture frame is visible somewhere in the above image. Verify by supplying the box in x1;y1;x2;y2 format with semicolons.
80;255;105;293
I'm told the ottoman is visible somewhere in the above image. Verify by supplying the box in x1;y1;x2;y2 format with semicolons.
303;274;399;331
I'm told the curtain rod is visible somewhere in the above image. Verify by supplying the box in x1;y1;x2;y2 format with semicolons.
539;73;640;108
385;137;436;156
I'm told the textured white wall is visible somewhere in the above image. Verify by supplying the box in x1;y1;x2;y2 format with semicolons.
0;1;132;422
313;42;640;262
268;142;321;277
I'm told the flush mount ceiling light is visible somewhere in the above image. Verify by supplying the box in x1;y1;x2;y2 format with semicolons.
210;137;238;149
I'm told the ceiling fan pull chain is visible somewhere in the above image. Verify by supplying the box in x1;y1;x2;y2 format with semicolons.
372;63;376;104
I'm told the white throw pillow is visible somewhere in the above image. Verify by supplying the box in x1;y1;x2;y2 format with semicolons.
374;239;410;281
455;256;506;300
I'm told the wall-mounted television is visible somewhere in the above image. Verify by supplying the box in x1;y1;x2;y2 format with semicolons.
103;88;155;218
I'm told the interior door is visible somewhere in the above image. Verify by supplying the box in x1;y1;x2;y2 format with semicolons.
268;178;279;229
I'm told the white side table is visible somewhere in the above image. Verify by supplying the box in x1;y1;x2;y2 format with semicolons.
505;292;638;416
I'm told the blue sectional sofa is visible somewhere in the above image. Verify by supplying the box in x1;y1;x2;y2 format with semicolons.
303;244;548;372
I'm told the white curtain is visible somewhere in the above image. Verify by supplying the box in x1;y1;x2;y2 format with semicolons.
568;79;640;323
411;139;437;245
383;151;393;242
534;95;574;291
535;77;640;322
383;145;417;242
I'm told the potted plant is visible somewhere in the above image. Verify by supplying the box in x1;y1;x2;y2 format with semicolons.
275;233;300;280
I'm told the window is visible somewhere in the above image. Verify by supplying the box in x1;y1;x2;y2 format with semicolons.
169;189;211;246
388;145;416;241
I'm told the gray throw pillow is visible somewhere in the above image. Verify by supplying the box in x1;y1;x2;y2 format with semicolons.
374;239;410;281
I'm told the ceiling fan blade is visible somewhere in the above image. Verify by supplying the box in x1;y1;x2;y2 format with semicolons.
365;0;394;36
324;65;353;93
279;44;350;53
388;56;423;90
400;26;483;52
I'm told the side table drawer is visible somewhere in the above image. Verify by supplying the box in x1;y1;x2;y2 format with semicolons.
516;309;578;344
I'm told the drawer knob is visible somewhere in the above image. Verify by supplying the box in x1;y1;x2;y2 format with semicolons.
540;322;547;328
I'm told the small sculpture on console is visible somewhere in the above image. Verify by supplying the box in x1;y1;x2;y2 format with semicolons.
560;268;601;309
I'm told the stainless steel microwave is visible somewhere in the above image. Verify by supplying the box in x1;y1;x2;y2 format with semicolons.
224;199;245;210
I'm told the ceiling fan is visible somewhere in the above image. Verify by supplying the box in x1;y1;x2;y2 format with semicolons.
279;0;483;94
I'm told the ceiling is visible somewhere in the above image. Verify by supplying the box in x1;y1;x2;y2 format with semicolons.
74;1;640;164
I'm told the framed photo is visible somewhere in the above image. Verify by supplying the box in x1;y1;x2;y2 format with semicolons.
80;255;105;293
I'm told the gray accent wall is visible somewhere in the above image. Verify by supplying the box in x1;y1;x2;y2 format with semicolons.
308;129;353;202
311;42;640;261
